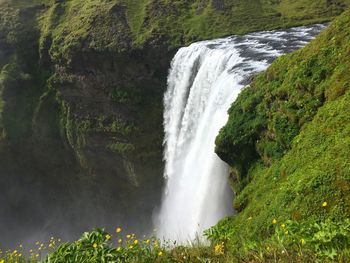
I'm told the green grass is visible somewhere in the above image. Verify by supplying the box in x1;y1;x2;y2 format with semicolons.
213;7;350;262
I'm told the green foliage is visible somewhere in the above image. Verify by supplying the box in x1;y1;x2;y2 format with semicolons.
216;8;350;187
212;8;350;262
206;219;350;262
44;228;164;263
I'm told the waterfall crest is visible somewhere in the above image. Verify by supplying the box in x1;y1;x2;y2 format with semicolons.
156;24;326;243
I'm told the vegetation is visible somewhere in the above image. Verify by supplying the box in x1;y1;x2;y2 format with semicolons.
1;219;350;262
214;7;350;262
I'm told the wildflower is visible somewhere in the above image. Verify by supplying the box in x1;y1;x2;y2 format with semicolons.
300;239;306;245
18;253;22;257
272;219;277;224
0;260;3;263
146;239;150;244
322;202;328;207
134;240;139;245
214;242;225;255
29;249;33;253
129;245;134;249
247;216;253;220
281;224;286;228
93;243;98;248
284;230;289;235
19;244;23;248
105;234;111;240
116;227;122;233
158;251;163;256
117;247;122;251
118;239;122;243
35;254;39;258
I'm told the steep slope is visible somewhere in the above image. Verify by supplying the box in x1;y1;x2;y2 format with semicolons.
214;8;350;259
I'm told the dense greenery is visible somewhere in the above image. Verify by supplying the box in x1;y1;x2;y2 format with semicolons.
2;219;350;262
214;7;350;261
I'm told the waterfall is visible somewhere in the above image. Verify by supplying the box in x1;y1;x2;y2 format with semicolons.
156;24;326;243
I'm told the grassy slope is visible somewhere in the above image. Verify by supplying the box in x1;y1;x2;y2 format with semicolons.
3;0;350;60
214;8;350;259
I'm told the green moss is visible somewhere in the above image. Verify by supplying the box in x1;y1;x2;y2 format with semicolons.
212;8;350;259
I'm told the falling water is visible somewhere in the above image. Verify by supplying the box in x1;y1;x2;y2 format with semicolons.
156;24;326;243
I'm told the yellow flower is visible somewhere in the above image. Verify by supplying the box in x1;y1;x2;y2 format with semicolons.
105;234;111;240
117;247;122;251
322;202;328;207
284;230;289;235
134;240;139;245
118;239;122;243
35;254;39;258
29;249;33;253
301;239;306;245
281;224;286;228
18;253;22;257
214;242;225;255
272;219;277;224
116;227;122;233
0;260;4;263
129;245;134;249
126;234;131;239
93;243;97;248
158;251;163;256
146;239;150;244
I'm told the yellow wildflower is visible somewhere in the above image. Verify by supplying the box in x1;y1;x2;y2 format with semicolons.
322;202;328;207
126;234;131;239
301;239;306;245
272;219;277;224
158;251;163;256
129;245;134;249
106;234;111;240
93;243;98;248
116;227;122;233
146;239;150;244
134;240;139;245
281;224;286;228
214;242;225;255
35;254;39;258
117;247;122;251
118;239;122;243
284;230;289;235
0;260;3;263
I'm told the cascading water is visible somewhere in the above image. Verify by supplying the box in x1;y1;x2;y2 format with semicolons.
156;24;326;243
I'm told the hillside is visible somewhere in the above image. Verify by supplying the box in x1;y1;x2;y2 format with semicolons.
214;7;350;261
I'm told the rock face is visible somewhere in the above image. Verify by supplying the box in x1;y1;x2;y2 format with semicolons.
0;0;350;247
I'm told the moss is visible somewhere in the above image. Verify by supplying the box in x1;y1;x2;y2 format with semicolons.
213;8;350;255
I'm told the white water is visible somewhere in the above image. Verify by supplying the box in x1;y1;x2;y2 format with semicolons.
156;24;326;243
